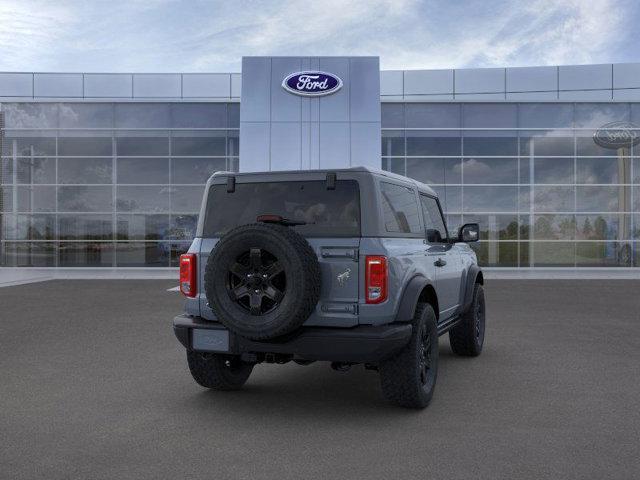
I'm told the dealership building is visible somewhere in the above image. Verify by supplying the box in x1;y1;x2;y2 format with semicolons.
1;58;640;271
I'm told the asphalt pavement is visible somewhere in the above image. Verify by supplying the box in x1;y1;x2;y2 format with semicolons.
1;279;639;479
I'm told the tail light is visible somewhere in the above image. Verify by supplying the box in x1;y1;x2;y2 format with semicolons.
179;254;197;297
365;255;387;304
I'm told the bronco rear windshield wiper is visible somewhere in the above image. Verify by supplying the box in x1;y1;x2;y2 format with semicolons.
256;214;307;226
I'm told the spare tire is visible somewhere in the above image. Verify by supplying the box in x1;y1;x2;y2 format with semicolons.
204;223;321;340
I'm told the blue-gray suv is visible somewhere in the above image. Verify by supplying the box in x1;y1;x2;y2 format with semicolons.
173;167;485;408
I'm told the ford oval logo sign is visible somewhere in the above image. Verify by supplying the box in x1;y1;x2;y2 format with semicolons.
282;71;343;97
593;121;640;149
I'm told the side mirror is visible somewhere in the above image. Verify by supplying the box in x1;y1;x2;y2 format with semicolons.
458;223;479;243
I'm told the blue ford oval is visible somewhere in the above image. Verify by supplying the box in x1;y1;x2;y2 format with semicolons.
282;71;343;97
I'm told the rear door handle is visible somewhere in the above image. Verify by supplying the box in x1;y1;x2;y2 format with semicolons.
434;258;447;267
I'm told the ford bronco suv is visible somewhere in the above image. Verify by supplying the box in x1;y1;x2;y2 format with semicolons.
173;167;485;408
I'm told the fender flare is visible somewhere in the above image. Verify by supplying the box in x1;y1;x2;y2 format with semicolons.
461;265;483;313
394;275;432;323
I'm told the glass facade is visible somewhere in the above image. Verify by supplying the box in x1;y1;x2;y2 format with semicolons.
0;102;239;267
382;103;640;268
1;100;639;268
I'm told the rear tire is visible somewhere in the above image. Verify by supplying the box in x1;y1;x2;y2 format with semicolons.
204;223;320;340
379;303;438;408
449;283;485;357
187;350;253;390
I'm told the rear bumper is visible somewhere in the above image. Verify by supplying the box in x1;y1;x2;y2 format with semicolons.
173;314;412;364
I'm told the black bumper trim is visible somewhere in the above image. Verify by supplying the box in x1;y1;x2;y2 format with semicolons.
173;314;412;363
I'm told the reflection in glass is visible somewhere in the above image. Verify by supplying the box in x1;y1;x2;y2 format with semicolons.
58;186;113;212
0;101;241;268
462;158;517;184
534;186;574;212
2;103;58;128
12;215;55;240
170;215;198;241
462;214;518;240
116;136;169;156
469;241;518;267
16;157;56;184
169;242;192;267
519;186;531;212
170;104;227;128
534;158;574;184
519;215;530;240
2;242;56;267
430;186;462;213
518;104;573;129
116;214;169;240
576;186;622;212
171;186;205;213
633;159;640;184
59;242;114;267
519;157;530;185
171;135;226;156
406;158;461;184
58;214;113;240
58;137;112;156
575;214;629;241
115;242;169;267
532;242;575;266
0;186;13;211
406;104;460;128
406;131;461;156
576;242;631;267
17;186;56;212
520;134;574;157
574;103;630;128
58;103;113;128
382;157;404;176
445;214;462;235
576;157;626;184
117;158;169;184
533;215;576;240
463;186;518;212
116;186;170;213
171;158;225;184
10;137;56;156
114;104;170;128
463;104;517;128
381;130;404;156
2;100;640;269
1;158;12;183
463;136;517;156
58;158;112;184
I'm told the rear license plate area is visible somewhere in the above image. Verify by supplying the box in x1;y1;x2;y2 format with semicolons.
192;329;230;352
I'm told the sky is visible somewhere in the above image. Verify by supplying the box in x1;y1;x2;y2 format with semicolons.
0;0;638;73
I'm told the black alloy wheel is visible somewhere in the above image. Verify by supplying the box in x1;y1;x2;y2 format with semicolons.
419;327;432;385
226;247;286;316
474;290;485;342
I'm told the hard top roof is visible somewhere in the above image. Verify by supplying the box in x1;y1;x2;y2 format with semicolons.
209;166;437;197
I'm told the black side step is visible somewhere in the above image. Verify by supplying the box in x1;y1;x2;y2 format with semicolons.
437;315;462;336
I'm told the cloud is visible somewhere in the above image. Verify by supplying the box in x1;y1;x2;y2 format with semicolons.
0;0;636;72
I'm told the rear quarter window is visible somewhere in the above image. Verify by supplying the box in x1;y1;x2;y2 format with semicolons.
203;180;360;237
380;182;422;234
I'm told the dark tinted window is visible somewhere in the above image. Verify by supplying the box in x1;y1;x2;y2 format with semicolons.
380;182;421;234
420;195;448;242
204;180;360;237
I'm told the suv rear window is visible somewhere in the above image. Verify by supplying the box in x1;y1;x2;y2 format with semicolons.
203;180;360;237
380;182;422;234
